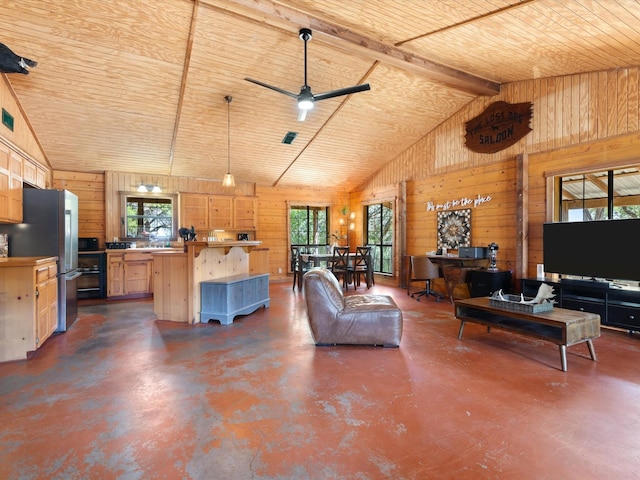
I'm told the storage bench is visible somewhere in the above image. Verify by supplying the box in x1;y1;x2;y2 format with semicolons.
200;273;270;325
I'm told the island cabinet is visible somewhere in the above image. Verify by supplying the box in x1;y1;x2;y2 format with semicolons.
180;194;257;233
0;256;58;362
152;251;189;322
152;241;266;323
107;251;154;297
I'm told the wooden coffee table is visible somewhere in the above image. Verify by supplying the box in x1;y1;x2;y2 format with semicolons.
455;297;600;371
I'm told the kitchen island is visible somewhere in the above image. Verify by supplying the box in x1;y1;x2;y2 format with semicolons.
152;241;268;323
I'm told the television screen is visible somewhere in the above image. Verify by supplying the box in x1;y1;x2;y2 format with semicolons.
543;218;640;282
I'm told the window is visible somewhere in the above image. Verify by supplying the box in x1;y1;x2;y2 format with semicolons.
365;201;394;274
121;194;177;240
289;205;329;251
557;167;640;222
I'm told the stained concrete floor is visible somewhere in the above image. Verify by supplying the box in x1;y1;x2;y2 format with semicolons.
2;281;640;479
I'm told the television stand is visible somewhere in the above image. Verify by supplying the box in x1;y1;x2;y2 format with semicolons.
522;278;640;333
560;278;611;289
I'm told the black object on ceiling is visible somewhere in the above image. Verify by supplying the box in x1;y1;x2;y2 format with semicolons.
245;28;370;122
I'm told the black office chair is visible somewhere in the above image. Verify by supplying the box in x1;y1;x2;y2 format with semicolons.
408;255;443;302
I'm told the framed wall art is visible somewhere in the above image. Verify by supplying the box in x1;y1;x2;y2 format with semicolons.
437;209;471;250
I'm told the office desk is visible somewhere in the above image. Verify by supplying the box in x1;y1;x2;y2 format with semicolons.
426;255;488;303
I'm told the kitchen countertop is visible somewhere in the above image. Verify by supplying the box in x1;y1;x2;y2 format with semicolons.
0;256;58;267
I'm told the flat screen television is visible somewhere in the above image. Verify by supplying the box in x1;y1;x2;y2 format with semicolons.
543;218;640;282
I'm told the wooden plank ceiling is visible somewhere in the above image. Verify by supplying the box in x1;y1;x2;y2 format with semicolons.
2;0;640;191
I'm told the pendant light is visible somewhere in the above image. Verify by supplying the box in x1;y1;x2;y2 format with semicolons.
222;95;236;187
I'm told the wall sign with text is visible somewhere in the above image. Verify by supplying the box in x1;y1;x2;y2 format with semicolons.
464;101;532;154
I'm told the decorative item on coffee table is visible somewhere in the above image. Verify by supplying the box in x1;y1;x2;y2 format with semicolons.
489;283;555;313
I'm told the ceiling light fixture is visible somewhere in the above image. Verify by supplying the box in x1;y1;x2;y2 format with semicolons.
137;184;162;193
222;95;236;188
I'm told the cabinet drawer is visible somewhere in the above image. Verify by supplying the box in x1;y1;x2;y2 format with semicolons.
608;305;640;330
108;253;124;263
124;252;152;262
48;264;57;277
561;298;606;319
36;266;49;283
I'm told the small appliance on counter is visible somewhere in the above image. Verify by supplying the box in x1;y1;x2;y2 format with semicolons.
237;233;249;241
78;237;99;252
105;241;132;249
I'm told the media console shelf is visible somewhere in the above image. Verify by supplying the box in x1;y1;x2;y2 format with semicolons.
522;278;640;333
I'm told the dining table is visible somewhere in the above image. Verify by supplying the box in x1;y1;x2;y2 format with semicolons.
299;251;373;289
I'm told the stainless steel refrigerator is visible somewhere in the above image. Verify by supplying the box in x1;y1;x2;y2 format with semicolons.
0;189;80;331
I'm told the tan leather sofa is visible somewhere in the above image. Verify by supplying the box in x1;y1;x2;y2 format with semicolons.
303;267;403;347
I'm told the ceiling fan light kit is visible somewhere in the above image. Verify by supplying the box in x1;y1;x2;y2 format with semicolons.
245;28;370;122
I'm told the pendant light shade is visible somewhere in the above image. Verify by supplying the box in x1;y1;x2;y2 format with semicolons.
222;95;236;187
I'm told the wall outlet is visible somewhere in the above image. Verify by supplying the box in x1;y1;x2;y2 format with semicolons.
278;267;282;274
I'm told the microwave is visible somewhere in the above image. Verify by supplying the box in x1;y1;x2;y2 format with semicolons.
78;237;100;252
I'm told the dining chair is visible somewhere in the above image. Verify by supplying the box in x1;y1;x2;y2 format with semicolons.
330;246;350;290
349;246;371;289
291;245;312;291
408;255;443;302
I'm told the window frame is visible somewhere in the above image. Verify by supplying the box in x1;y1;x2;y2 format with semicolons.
364;201;394;275
288;202;330;251
120;192;178;240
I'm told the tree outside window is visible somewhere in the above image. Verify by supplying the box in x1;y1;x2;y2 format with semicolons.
124;196;174;239
289;205;329;252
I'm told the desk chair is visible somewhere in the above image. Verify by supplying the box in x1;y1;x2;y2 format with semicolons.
442;265;478;304
330;246;350;290
408;255;443;302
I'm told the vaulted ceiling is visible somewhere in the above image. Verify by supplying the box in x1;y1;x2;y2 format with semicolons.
2;0;640;191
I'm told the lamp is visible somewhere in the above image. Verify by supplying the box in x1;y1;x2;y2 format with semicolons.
222;95;236;188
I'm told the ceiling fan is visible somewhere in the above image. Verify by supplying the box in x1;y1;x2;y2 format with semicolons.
245;28;371;121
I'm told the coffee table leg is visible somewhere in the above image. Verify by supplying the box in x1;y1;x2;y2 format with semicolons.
457;320;465;339
560;345;568;372
586;339;597;361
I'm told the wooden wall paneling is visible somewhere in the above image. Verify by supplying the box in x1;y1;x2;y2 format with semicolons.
516;153;528;284
618;68;629;134
53;170;106;244
628;68;639;132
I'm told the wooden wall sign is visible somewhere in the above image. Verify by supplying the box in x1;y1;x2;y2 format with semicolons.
465;101;532;154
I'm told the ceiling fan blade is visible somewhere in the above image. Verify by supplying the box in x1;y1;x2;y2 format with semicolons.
313;83;371;102
244;77;299;99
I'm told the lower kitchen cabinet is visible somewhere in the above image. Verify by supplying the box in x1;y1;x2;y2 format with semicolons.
107;251;153;297
0;256;58;362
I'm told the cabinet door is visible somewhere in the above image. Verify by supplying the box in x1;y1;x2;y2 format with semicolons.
0;143;22;223
209;196;233;229
234;197;257;230
107;255;125;297
36;270;57;347
23;158;38;186
124;261;152;294
180;194;209;230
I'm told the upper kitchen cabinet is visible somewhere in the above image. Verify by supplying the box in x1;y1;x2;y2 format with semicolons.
233;196;257;230
0;142;22;223
22;156;47;188
180;194;257;232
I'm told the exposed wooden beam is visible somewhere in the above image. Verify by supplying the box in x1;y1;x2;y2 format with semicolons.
203;0;500;96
